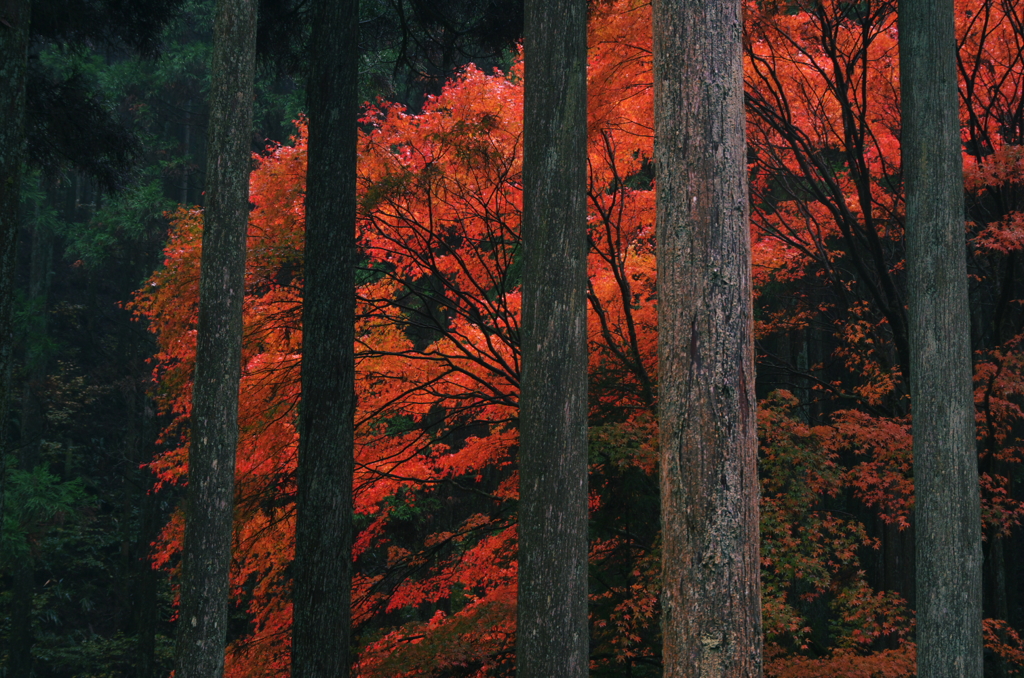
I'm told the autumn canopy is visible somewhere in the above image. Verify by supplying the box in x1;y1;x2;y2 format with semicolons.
130;0;1024;674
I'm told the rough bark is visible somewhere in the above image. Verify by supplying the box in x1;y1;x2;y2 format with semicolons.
516;0;589;675
290;0;358;674
174;0;257;674
899;0;984;675
0;0;30;561
653;0;763;673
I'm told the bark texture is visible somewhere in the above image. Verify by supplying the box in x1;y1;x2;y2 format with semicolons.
0;10;31;671
899;0;983;675
174;0;257;674
516;0;589;675
290;0;359;674
653;0;763;673
0;0;30;558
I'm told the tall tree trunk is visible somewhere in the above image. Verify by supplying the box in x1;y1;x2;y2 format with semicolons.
19;209;53;469
181;99;192;205
988;535;1010;678
118;295;163;678
899;0;984;675
653;0;763;672
8;184;55;678
8;560;34;676
134;455;163;678
991;536;1009;621
516;0;589;675
174;0;257;674
290;0;358;674
0;0;31;560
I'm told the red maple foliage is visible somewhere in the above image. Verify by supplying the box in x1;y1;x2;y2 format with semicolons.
132;0;1024;675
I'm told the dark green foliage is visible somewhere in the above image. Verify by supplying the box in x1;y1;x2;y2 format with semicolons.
31;0;184;54
26;61;143;190
0;0;577;675
1;464;86;563
360;0;523;109
60;180;174;270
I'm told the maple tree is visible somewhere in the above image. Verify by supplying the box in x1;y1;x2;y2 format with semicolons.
745;0;1024;673
131;0;1024;675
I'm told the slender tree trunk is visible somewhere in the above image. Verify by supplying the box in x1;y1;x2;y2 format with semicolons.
899;0;983;675
181;99;192;205
989;536;1010;677
992;536;1009;621
174;0;257;674
0;0;31;562
516;0;589;675
653;0;763;672
9;560;34;675
118;303;162;678
135;462;162;678
8;185;55;678
20;201;54;468
290;0;358;674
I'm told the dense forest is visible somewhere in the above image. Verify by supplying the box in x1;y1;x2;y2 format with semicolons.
3;0;1024;675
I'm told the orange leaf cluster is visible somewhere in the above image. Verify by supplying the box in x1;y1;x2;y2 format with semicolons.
133;0;1024;674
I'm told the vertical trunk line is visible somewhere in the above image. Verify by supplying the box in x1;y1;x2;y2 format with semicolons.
517;0;590;674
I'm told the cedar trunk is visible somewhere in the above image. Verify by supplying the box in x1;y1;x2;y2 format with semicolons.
174;0;257;674
1;8;31;671
8;205;55;675
516;0;589;675
290;0;359;673
899;0;984;674
0;0;30;557
653;0;763;673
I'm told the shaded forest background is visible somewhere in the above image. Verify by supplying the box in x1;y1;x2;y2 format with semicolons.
5;0;1024;676
2;0;522;672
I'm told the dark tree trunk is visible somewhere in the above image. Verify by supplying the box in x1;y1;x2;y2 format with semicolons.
174;0;257;674
181;99;192;206
0;0;30;560
988;536;1010;677
899;0;983;675
991;536;1009;621
516;0;589;675
134;475;163;678
653;0;763;673
9;560;34;676
290;0;359;674
8;189;55;677
19;207;54;470
120;310;163;678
